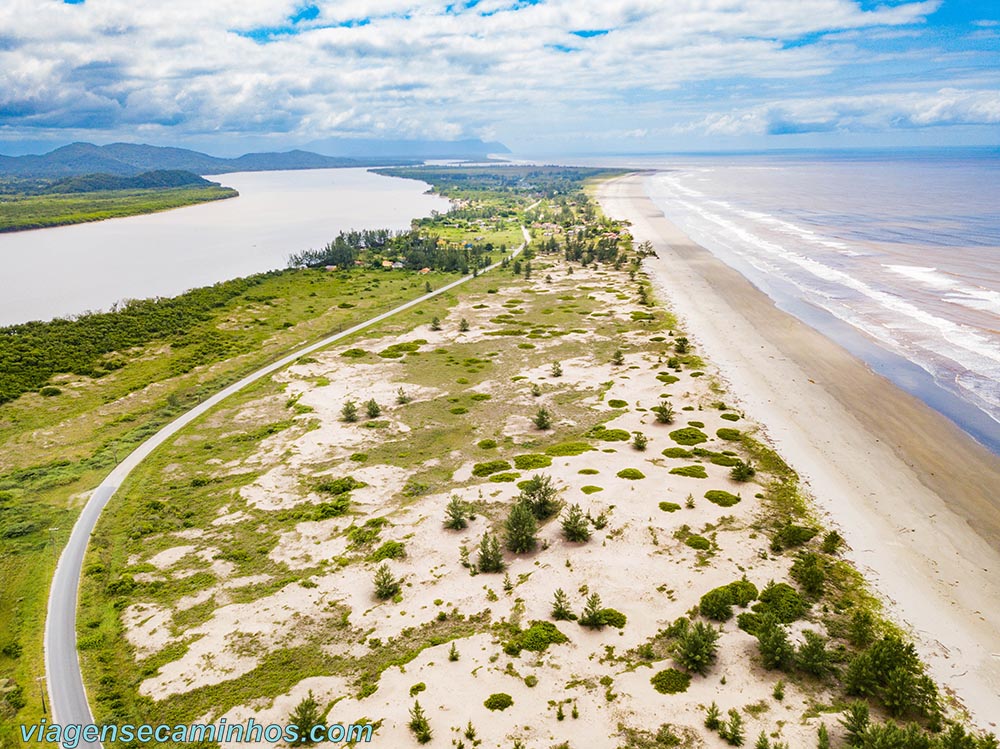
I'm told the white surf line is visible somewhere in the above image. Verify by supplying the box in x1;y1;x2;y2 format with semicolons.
45;225;530;748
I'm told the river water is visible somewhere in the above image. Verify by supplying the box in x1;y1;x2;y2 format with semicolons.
0;168;449;326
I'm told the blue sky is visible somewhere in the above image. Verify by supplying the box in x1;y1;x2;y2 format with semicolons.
0;0;997;155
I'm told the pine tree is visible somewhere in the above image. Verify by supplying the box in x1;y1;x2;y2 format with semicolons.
674;620;720;676
448;642;460;661
796;630;831;677
519;474;560;519
444;496;469;530
533;407;552;430
341;399;358;422
459;317;470;332
722;709;744;746
756;614;794;670
839;702;870;748
551;361;563;377
396;386;411;405
652;399;675;424
364;398;381;419
373;563;400;599
408;701;432;744
287;690;324;746
477;531;504;573
631;432;648;451
579;592;605;629
704;701;722;730
561;503;591;542
754;732;771;749
816;723;830;749
551;588;576;621
430;316;441;331
611;349;625;365
504;501;538;553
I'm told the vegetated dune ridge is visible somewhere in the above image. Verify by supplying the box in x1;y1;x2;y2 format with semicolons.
596;173;1000;728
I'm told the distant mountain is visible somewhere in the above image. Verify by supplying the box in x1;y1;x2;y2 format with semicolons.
303;137;510;160
0;142;416;179
43;170;217;194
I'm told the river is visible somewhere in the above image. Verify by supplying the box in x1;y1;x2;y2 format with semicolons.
0;168;449;326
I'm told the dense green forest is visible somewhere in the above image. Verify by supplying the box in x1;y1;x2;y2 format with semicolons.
0;184;237;232
0;273;275;405
375;165;618;198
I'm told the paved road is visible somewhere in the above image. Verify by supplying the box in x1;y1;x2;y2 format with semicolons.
44;227;529;746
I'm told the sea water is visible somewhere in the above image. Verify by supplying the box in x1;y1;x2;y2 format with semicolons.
638;150;1000;451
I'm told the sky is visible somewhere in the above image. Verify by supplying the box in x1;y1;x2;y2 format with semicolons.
0;0;998;156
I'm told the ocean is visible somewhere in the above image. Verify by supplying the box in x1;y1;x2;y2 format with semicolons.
545;150;1000;452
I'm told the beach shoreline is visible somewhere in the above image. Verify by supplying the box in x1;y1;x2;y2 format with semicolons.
597;173;1000;728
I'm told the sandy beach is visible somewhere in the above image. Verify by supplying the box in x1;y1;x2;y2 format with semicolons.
597;173;1000;729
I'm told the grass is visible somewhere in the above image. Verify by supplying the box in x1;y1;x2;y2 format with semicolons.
669;465;708;479
0;185;238;232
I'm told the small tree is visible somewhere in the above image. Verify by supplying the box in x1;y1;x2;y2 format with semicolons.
430;316;442;331
561;503;591;542
530;383;542;397
533;407;552;430
551;361;563;377
551;588;576;621
287;690;324;746
720;709;744;746
704;701;722;730
459;317;470;332
631;432;647;451
730;460;756;482
791;552;825;597
756;614;794;670
408;701;432;744
444;496;470;530
505;501;538;554
448;642;460;661
755;732;771;749
652;399;675;424
373;563;400;600
396;387;411;405
796;630;831;677
341;400;358;422
424;281;432;293
364;398;381;419
519;474;560;520
817;723;830;749
839;702;869;747
674;620;720;675
674;336;690;354
611;349;625;365
579;592;605;629
477;531;505;573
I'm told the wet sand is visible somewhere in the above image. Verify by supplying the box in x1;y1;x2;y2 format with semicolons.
597;173;1000;729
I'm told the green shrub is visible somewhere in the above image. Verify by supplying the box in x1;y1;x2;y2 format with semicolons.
650;668;691;694
470;393;491;401
669;465;708;479
688;420;705;428
545;442;594;456
484;693;514;711
716;428;741;441
39;386;62;396
472;460;512;477
503;620;569;655
477;439;497;449
450;406;468;414
684;535;711;551
704;490;740;507
370;540;406;562
513;453;553;470
669;427;708;445
599;608;627;629
581;485;604;494
617;468;646;480
590;426;631;442
770;524;818;552
729;460;756;482
661;447;693;459
578;468;599;475
489;472;519;483
656;373;679;384
524;675;538;688
753;582;806;623
608;399;628;408
709;454;740;467
659;501;681;512
316;476;365;495
699;587;735;621
409;682;426;697
721;413;740;421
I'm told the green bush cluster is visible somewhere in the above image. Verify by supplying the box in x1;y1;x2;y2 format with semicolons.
716;428;741;441
513;453;553;470
668;427;708;445
704;490;740;507
484;693;514;711
503;621;570;655
699;579;758;621
589;425;631;442
617;468;646;480
472;459;512;477
669;465;708;479
770;523;818;552
650;668;691;694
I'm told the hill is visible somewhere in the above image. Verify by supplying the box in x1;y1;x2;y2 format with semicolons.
42;170;217;194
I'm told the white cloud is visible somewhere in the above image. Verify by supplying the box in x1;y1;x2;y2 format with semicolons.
0;0;995;148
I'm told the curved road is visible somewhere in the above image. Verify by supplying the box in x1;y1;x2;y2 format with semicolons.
45;227;529;746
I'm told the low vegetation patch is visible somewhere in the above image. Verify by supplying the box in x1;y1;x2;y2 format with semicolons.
716;428;742;441
472;460;513;477
545;441;594;457
669;465;708;479
513;454;553;470
503;621;569;656
704;490;741;507
607;399;628;408
616;468;646;480
659;502;681;513
650;668;691;694
484;693;514;711
581;485;604;494
661;447;693;459
589;425;631;442
668;427;708;446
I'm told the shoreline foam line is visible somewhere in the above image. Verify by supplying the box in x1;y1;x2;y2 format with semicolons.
596;173;1000;728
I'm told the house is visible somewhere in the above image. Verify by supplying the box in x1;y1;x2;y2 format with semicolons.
418;267;431;274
